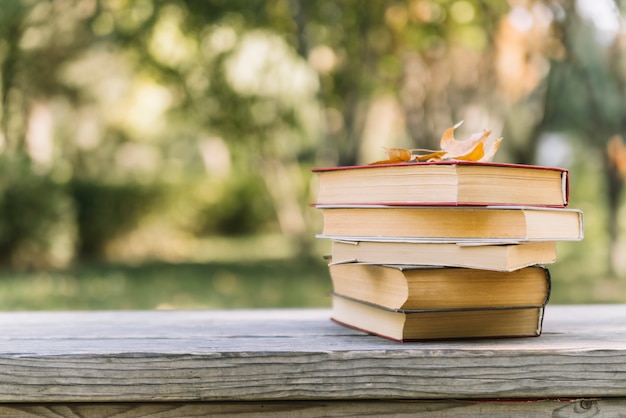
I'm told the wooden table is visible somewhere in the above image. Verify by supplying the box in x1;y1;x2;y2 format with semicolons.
1;305;626;417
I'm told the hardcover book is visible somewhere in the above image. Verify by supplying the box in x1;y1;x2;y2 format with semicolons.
313;161;569;207
318;205;584;241
326;239;557;271
331;294;546;342
329;264;551;310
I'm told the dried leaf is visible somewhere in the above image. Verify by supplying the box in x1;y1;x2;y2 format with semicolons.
385;147;412;161
366;123;503;165
440;120;465;144
369;147;413;164
413;150;447;162
454;141;485;161
441;124;492;158
479;137;503;162
369;157;409;165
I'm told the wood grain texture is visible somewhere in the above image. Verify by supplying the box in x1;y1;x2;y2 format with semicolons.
0;399;619;418
0;306;625;402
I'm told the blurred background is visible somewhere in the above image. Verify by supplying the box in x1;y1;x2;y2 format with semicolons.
0;0;624;310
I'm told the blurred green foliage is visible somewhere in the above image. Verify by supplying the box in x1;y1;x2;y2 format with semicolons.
0;157;76;268
70;181;164;257
0;0;625;307
192;176;276;235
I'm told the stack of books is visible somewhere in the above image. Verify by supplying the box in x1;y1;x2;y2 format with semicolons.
312;161;584;341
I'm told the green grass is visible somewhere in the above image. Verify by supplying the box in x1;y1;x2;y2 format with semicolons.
0;235;333;311
0;258;332;311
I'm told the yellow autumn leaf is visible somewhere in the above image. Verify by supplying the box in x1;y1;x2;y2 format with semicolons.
385;147;412;161
413;150;447;162
439;120;464;148
367;122;503;165
369;147;413;164
479;137;503;162
454;141;485;161
441;121;492;159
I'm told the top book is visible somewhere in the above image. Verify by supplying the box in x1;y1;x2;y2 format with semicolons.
312;161;569;207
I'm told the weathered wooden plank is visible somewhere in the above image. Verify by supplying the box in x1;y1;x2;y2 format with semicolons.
0;306;625;402
0;399;618;418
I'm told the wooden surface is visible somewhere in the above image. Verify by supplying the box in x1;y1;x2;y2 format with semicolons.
0;305;625;408
0;399;624;417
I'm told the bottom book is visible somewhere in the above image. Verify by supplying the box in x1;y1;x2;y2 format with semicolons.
331;294;546;342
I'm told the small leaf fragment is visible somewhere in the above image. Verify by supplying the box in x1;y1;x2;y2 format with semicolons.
369;157;409;165
384;147;413;162
369;147;413;164
413;150;447;161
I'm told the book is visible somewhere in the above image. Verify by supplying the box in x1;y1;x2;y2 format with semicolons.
331;294;545;342
318;206;584;241
327;239;557;271
329;264;551;310
313;161;569;207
